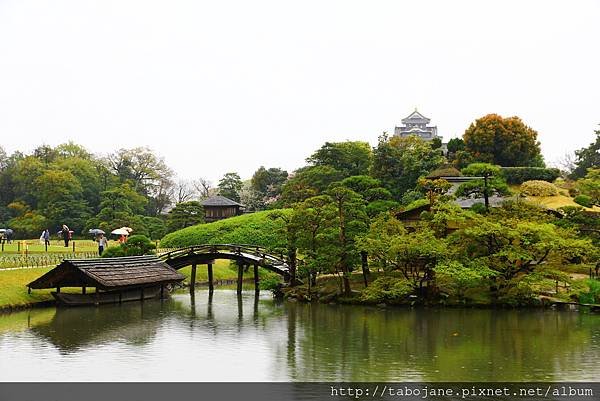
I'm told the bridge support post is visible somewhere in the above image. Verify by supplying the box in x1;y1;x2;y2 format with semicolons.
190;263;197;293
237;261;244;294
253;264;259;294
208;263;214;292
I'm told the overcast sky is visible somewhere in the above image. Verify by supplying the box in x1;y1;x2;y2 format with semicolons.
0;0;599;183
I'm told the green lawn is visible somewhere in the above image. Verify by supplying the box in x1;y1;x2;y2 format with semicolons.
0;267;55;309
0;239;112;254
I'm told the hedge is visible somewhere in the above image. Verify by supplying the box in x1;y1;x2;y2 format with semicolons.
160;210;291;249
501;167;560;184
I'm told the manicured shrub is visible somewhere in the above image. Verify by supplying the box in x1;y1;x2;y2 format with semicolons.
101;235;156;257
101;246;126;258
160;210;290;249
360;276;412;304
574;195;594;208
501;167;560;184
520;180;559;197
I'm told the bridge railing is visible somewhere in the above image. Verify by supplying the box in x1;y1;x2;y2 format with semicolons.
159;244;289;267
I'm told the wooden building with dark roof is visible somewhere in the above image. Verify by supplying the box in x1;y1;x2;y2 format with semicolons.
202;195;244;222
27;255;185;306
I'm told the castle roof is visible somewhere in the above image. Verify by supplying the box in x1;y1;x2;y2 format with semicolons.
401;109;430;124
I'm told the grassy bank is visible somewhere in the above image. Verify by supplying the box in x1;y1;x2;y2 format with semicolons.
160;209;290;248
0;267;55;311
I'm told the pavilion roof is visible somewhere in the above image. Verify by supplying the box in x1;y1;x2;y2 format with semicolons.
27;255;184;290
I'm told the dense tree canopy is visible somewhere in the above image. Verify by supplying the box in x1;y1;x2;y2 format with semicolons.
306;141;372;177
371;134;444;199
217;172;243;202
463;114;543;167
0;142;208;239
571;129;600;179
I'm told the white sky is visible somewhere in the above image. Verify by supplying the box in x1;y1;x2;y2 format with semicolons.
0;0;599;183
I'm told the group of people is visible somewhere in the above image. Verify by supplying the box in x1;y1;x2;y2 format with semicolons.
37;225;114;256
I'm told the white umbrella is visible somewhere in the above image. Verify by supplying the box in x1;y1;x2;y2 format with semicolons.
111;228;130;236
121;227;133;233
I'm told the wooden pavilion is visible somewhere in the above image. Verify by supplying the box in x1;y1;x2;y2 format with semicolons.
27;255;185;306
202;195;244;222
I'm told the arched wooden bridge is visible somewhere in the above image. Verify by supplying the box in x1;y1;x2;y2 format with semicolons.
159;244;294;293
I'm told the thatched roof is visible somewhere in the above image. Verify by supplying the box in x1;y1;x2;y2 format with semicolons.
27;255;185;290
201;195;243;207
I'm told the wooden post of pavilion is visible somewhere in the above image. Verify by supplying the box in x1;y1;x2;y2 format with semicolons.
237;261;244;294
253;264;259;294
190;263;197;293
207;262;214;292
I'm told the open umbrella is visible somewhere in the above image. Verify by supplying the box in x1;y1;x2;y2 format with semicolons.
121;227;133;233
88;229;105;236
111;228;130;236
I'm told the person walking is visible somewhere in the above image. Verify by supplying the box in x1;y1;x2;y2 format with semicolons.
43;229;50;248
61;225;70;247
97;234;108;256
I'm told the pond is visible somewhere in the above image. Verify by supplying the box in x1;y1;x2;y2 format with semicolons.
0;290;599;381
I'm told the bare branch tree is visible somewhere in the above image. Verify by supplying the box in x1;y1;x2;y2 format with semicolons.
174;180;197;203
193;178;212;199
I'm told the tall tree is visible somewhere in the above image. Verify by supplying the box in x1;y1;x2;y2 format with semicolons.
166;201;204;232
251;166;288;201
371;134;444;199
192;178;212;199
571;129;600;179
463;114;543;167
218;172;243;202
306;141;373;177
326;187;369;296
280;165;343;205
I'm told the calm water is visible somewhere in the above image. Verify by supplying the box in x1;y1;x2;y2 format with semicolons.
0;290;599;382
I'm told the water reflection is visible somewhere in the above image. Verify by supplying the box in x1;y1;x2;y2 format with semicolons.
0;291;598;382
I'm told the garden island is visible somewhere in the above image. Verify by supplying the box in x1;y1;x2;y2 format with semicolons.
1;111;599;310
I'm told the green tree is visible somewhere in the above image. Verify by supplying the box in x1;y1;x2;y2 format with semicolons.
218;172;243;202
269;209;301;286
577;169;600;205
34;169;91;231
434;260;496;302
166;201;204;232
417;177;452;206
371;134;444;199
106;147;174;215
453;215;591;303
446;137;465;156
293;195;334;291
571;130;600;179
326;187;369;296
7;201;47;238
92;183;148;231
306;141;372;177
358;213;447;296
250;166;288;200
455;163;509;210
280;165;343;205
463;114;543;167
